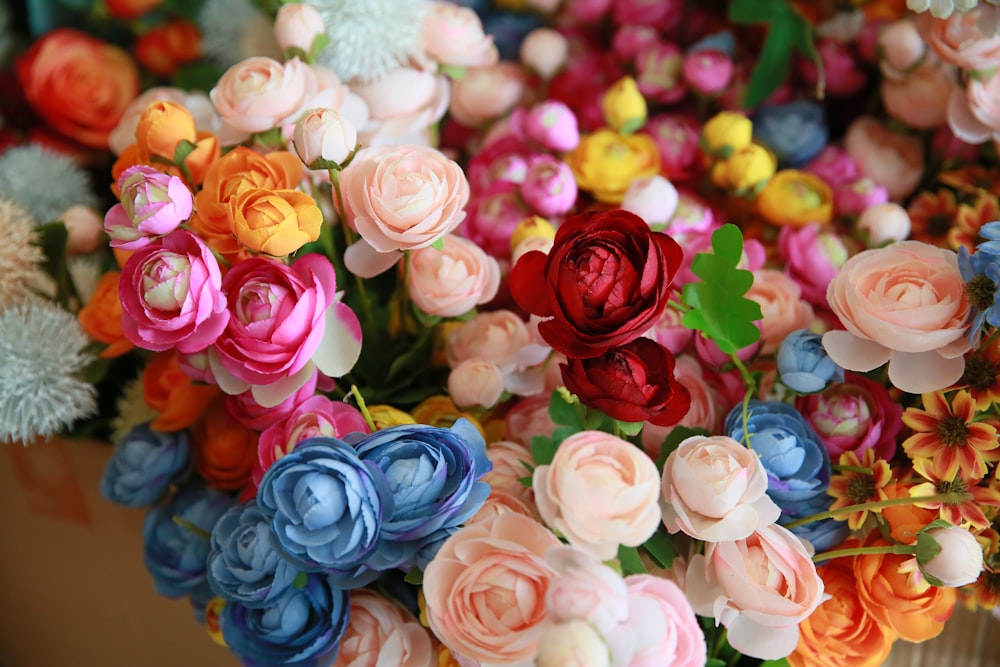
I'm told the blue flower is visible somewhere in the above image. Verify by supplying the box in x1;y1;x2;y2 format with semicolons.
777;329;844;394
354;418;491;571
100;423;190;508
143;484;235;601
958;244;1000;342
207;500;299;608
689;31;736;56
257;438;392;579
792;515;851;554
220;573;349;667
753;101;828;168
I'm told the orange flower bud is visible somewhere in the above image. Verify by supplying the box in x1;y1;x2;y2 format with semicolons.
191;398;258;492
78;271;134;358
134;20;202;77
135;100;197;160
143;351;221;432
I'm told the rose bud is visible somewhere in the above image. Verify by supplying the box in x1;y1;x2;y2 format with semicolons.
518;156;578;217
273;2;326;55
683;48;733;96
520;28;569;79
293;107;357;169
917;524;984;588
521;100;580;152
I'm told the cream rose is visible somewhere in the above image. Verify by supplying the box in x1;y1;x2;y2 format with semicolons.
407;234;500;318
533;430;661;560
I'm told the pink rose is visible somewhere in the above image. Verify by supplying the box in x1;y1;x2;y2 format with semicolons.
545;546;630;633
624;574;707;667
614;0;684;31
447;310;550;375
467;134;534;192
422;513;559;666
804;146;859;188
340;144;470;277
881;64;956;130
333;590;435;667
533;431;661;560
461;182;533;260
833;178;889;217
423;1;498;68
777;224;851;308
352;66;448;146
798;39;867;97
682;49;733;95
119;230;229;353
642;114;704;183
447;359;506;409
519;28;569;80
635;42;686;104
104;165;193;249
407;234;500;318
747;269;815;355
921;9;1000;72
449;62;526;127
518;156;577;217
641;305;694;356
210;56;322;134
660;435;779;543
567;0;612;23
949;73;1000;144
612;25;660;63
823;240;971;394
273;3;325;54
223;370;319;431
843;116;924;201
292;107;357;168
503;395;556;447
685;524;826;660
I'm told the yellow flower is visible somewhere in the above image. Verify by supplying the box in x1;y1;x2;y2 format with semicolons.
710;144;776;194
700;111;753;158
367;404;416;430
756;169;834;227
566;129;661;204
601;76;647;134
411;395;487;439
510;216;556;253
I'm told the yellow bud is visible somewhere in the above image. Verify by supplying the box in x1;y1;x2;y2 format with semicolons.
701;111;753;158
720;144;777;193
601;76;647;134
756;169;834;227
510;215;556;254
367;404;416;430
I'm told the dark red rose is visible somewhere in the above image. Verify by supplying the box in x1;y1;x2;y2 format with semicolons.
509;209;683;358
561;337;691;426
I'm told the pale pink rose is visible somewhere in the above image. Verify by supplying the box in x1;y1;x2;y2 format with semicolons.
536;621;611;667
823;240;971;394
685;524;826;660
660;435;780;542
292;107;357;167
920;525;984;587
407;234;500;318
467;487;541;525
446;309;551;386
777;224;851;308
353;66;449;146
833;178;889;217
856;202;911;246
60;205;104;255
949;73;1000;144
119;230;229;354
533;431;661;560
422;513;560;666
210;56;321;134
518;156;577;217
544;546;630;633
882;63;956;129
520;28;569;79
448;358;506;409
423;1;498;68
682;49;733;95
641;356;727;458
503;394;556;447
878;19;927;79
624;574;707;667
621;175;679;226
223;370;319;431
517;101;580;152
449;62;526;127
104;165;193;249
273;3;325;54
340;144;470;277
333;590;435;667
921;9;1000;72
747;269;815;355
843;116;924;201
804;146;859;188
109;87;219;156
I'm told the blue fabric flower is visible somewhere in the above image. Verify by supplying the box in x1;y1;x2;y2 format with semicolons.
143;484;235;601
220;573;349;667
207;500;299;608
354;418;491;571
958;244;1000;342
777;328;844;394
100;423;190;508
257;438;392;579
753;101;828;168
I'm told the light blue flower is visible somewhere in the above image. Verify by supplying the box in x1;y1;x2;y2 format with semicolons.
959;242;1000;344
753;101;828;168
777;329;844;394
100;423;190;508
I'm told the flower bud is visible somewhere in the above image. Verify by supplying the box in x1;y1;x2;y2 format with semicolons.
621;175;679;226
519;28;568;79
857;202;911;246
448;359;505;409
509;215;556;253
917;524;984;588
777;329;844;394
273;3;326;55
683;48;733;95
519;156;577;217
536;620;611;667
60;205;105;255
292;108;357;169
521;100;579;152
711;144;776;193
601;76;647;134
878;19;926;79
700;111;752;158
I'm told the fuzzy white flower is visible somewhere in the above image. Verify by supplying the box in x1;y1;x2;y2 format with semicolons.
305;0;426;82
109;377;159;446
0;300;97;444
0;146;98;224
0;199;46;309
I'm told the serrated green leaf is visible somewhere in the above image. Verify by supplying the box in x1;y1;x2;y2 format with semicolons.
681;224;762;354
728;0;788;23
531;435;557;466
617;545;646;576
743;12;796;108
642;531;678;569
549;388;584;429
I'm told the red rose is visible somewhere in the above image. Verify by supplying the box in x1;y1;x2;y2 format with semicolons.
510;209;682;358
561;337;691;426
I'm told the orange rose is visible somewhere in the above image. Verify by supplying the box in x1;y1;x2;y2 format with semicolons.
854;535;957;642
134;21;202;77
135;101;197;161
16;29;140;149
142;351;221;432
191;397;258;491
78;271;134;358
230;188;323;256
880;479;938;545
790;553;896;667
191;147;303;262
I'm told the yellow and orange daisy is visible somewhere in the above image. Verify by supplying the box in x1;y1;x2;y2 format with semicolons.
950;194;1000;252
910;458;1000;531
906;189;958;247
827;449;894;530
939;165;1000;197
958;338;1000;411
901;390;999;481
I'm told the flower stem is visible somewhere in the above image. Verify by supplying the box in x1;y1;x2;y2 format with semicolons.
729;352;757;450
813;543;915;563
348;384;377;432
330;168;379;344
784;493;972;530
172;516;211;540
831;464;874;474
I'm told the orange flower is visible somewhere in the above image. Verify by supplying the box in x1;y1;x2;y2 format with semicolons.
411;395;486;439
880;478;938;545
142;351;221;432
854;534;957;642
229;188;322;257
135;100;197;160
959;337;1000;411
906;189;957;247
15;29;140;148
939;165;1000;197
78;271;134;358
789;553;896;667
827;449;893;530
950;194;1000;252
910;458;1000;531
133;20;202;78
191;397;258;491
901;390;998;481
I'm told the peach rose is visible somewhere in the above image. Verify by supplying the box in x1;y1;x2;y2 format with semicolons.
843;116;924;201
660;435;781;543
881;64;956;130
340;144;471;277
273;3;326;54
921;9;1000;72
533;430;661;560
685;524;826;660
503;394;557;447
423;1;499;68
948;73;1000;144
332;590;435;667
210;56;320;134
449;62;527;127
520;28;569;79
229;187;322;257
482;440;535;505
447;358;506;409
747;269;815;355
352;66;448;146
467;487;541;525
823;241;970;394
407;234;500;318
422;513;559;665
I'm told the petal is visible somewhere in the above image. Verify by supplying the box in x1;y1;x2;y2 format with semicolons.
948;87;993;145
344;239;403;278
251;362;317;408
887;351;966;394
726;615;801;661
312;302;363;378
821;330;891;372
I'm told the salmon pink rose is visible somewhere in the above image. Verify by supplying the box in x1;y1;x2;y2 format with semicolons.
332;590;435;667
823;241;971;394
407;234;500;318
747;269;816;355
422;513;559;666
686;524;826;660
533;430;661;560
210;56;322;134
843;116;924;201
921;9;1000;72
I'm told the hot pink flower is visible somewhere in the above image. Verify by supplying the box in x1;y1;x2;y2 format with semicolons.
104;165;192;249
682;49;733;95
642;114;704;183
223;370;319;431
636;42;686;104
517;100;580;152
460;181;533;260
518;155;577;217
833;178;889;217
777;224;851;308
804;146;860;189
797;39;867;97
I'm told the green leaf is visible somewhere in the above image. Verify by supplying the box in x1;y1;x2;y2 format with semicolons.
617;545;646;576
681;224;762;354
439;64;467;80
760;660;791;667
743;13;796;108
550;424;577;447
642;531;679;569
403;568;424;585
728;0;788;23
431;237;445;251
33;222;78;308
292;571;308;588
173;139;198;167
614;419;644;436
549;388;584;429
531;435;557;467
172;62;226;93
706;660;727;667
618;117;646;135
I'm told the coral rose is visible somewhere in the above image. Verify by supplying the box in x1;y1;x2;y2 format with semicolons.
422;513;559;665
747;269;816;355
921;9;1000;72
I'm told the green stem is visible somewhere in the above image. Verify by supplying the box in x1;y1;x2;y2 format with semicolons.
831;464;874;474
784;493;972;530
812;543;915;563
172;516;211;540
729;352;757;450
330;168;379;345
349;384;377;432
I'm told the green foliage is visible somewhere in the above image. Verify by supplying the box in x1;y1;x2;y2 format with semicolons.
642;530;679;570
172;63;227;93
760;660;791;667
617;545;646;576
34;222;79;309
681;224;762;354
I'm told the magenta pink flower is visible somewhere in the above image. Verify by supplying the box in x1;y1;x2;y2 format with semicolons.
104;165;193;250
777;223;850;308
517;101;580;153
518;156;577;217
682;49;733;95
